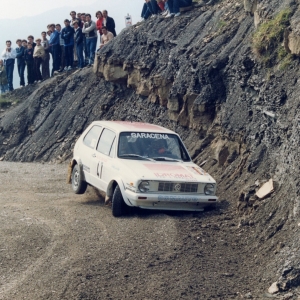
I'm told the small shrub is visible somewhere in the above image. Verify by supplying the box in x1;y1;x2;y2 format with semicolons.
252;8;293;68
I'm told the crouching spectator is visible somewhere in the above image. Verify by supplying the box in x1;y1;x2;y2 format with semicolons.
73;21;84;69
24;43;34;84
166;0;192;17
99;26;114;49
33;38;45;82
0;60;9;94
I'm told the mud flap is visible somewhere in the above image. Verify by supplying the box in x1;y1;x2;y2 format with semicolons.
66;161;73;184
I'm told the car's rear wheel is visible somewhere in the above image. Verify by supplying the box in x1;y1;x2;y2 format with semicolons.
72;164;87;194
112;185;127;217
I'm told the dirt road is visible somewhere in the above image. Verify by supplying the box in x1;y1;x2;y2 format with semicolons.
0;162;264;300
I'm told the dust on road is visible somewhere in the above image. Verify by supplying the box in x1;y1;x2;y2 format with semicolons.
0;162;257;300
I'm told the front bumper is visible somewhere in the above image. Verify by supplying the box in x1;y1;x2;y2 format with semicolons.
123;190;218;211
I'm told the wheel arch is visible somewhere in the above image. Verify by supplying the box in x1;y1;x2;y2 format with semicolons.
107;178;132;206
67;157;85;184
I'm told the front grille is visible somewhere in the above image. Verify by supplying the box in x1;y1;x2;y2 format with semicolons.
158;182;198;193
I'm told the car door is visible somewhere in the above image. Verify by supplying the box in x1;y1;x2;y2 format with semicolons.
92;128;116;191
81;125;103;184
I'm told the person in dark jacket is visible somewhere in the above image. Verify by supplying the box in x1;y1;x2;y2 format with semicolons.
49;24;61;76
15;39;26;87
62;19;75;70
27;36;37;51
24;43;34;84
73;21;84;69
102;10;116;36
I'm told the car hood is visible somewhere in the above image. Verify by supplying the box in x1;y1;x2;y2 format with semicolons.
117;160;216;183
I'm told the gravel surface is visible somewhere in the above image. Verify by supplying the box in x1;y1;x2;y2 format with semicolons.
0;162;275;300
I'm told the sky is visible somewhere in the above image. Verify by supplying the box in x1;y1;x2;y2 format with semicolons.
0;0;142;89
0;0;141;20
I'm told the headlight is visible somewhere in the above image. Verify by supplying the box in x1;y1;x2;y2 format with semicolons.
138;181;150;193
204;183;215;195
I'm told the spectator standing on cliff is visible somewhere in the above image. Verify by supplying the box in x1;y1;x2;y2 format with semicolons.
99;26;114;49
70;11;81;64
82;13;97;66
22;40;28;47
15;39;26;87
1;41;16;91
96;11;104;42
24;43;34;84
49;24;60;75
55;24;65;72
33;38;45;82
0;60;9;94
41;31;50;79
70;11;81;27
27;36;36;51
81;13;89;66
73;21;84;69
62;19;75;70
102;10;116;37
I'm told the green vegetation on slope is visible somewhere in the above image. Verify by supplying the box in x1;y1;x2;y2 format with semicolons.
252;8;292;68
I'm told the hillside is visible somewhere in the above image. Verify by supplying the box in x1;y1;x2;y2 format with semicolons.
0;0;300;298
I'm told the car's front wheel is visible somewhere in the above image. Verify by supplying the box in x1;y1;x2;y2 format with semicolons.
112;185;127;217
71;164;87;194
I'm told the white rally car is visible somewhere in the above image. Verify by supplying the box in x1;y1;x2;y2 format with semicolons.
69;121;218;217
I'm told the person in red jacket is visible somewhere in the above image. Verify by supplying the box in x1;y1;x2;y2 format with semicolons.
96;11;104;42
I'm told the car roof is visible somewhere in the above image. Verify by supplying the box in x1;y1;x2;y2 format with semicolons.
91;121;176;134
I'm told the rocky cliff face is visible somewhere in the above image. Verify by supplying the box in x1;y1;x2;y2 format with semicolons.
0;0;300;296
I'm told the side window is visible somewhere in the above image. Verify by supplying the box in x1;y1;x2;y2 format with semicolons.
83;126;102;149
97;129;116;156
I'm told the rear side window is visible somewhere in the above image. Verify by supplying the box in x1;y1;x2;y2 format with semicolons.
83;126;102;149
97;129;116;156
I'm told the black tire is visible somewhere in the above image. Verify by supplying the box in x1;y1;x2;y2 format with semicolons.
112;185;127;217
71;164;87;194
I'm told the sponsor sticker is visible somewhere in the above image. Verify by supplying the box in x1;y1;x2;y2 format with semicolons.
131;133;169;139
154;172;196;181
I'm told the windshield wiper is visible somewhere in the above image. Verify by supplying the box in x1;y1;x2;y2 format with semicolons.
119;154;154;161
152;157;182;162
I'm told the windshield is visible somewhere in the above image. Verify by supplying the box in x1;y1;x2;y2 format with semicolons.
118;132;191;162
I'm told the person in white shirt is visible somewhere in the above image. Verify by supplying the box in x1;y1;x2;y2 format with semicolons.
99;26;114;49
82;13;97;66
1;41;17;91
